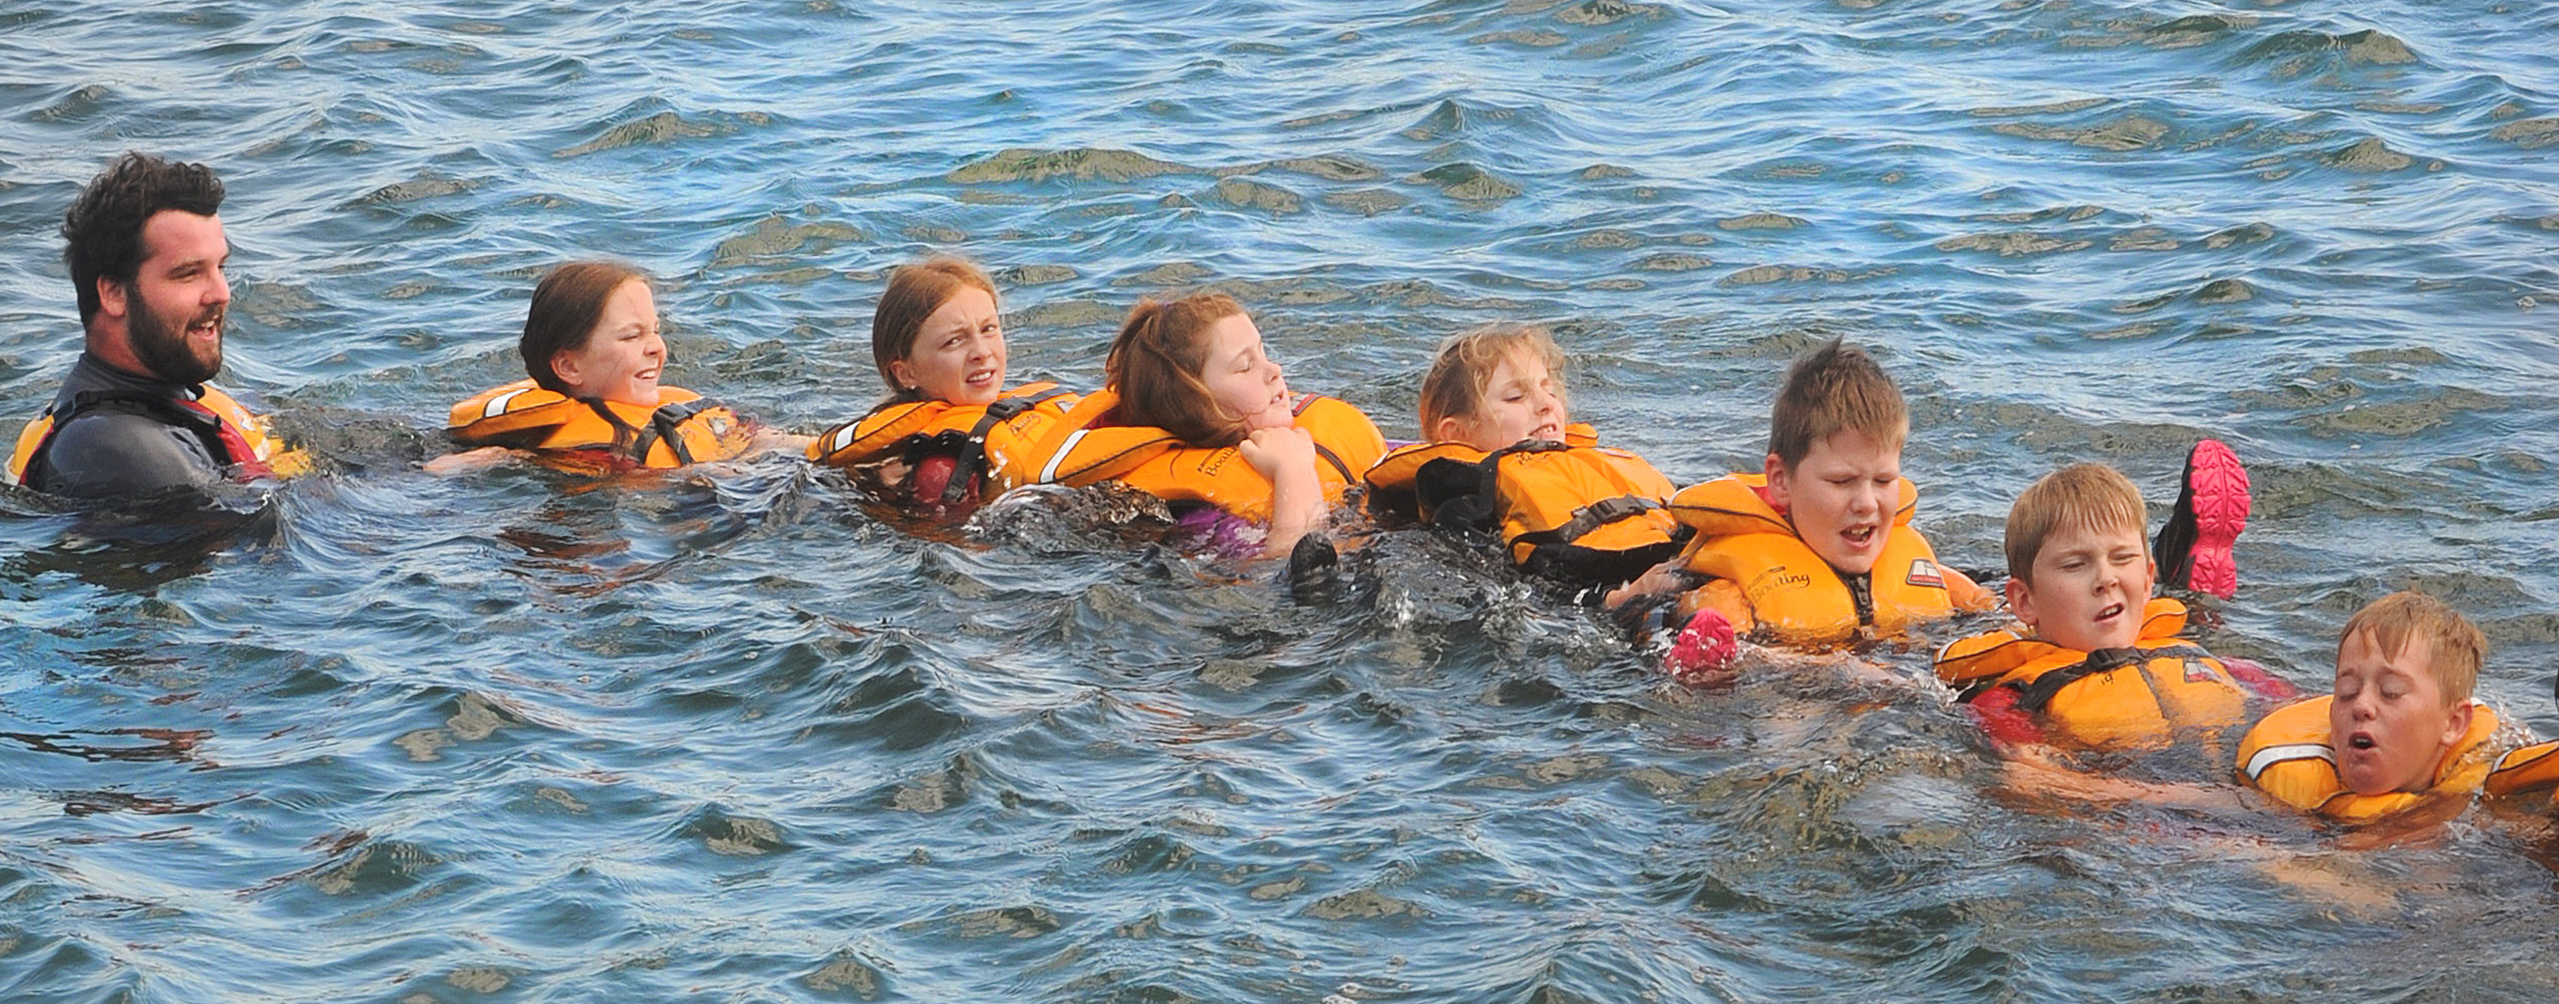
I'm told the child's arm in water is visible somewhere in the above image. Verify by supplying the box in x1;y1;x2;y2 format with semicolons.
1998;745;2248;813
425;445;518;475
1241;425;1322;558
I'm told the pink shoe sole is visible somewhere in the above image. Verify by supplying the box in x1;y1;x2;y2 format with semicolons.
2183;439;2250;599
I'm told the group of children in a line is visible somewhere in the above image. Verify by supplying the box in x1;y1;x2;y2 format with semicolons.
444;256;2558;834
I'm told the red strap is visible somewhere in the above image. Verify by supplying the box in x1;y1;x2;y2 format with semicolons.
175;398;274;479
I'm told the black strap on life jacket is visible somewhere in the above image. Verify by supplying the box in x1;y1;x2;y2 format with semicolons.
583;397;706;467
644;398;707;467
28;389;240;483
910;387;1071;505
2008;642;2215;714
1516;495;1668;549
1416;439;1565;533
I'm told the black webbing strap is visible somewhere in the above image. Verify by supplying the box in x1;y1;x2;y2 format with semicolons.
2010;642;2216;714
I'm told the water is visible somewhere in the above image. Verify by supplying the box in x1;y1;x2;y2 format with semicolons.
4;1;2558;1000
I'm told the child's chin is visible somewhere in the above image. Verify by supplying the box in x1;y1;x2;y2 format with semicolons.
1822;553;1881;576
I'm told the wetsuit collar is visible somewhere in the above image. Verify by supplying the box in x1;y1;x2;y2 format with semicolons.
61;350;203;409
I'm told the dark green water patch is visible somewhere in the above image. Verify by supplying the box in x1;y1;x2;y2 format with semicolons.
950;148;1200;184
556;110;740;158
711;215;866;268
1411;162;1523;202
1209;178;1303;215
2326;137;2417;172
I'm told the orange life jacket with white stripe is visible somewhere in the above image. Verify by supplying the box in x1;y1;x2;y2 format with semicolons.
449;380;754;471
1025;387;1385;522
805;383;1080;504
2236;695;2501;823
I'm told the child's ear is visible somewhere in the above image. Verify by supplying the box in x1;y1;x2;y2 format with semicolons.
1430;415;1468;445
550;350;583;391
2005;576;2037;630
1762;452;1790;509
887;358;919;393
2439;699;2473;749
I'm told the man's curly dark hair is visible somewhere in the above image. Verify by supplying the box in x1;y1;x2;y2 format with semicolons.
61;152;225;326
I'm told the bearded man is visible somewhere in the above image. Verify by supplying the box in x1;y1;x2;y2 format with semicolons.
7;152;299;499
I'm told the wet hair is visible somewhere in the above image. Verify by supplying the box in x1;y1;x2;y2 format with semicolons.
61;152;225;327
2004;463;2148;583
2339;591;2484;706
1418;323;1568;437
871;256;1000;402
1106;292;1251;448
520;260;650;394
1767;339;1907;471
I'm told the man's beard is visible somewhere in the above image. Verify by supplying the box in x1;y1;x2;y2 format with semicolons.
128;294;223;385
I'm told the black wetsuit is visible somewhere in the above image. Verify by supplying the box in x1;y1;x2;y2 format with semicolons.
20;352;240;499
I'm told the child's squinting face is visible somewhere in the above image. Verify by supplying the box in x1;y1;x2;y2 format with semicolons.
1765;428;1902;575
2329;629;2469;796
1441;348;1565;452
892;286;1006;405
2007;519;2154;652
1200;313;1294;432
552;279;664;407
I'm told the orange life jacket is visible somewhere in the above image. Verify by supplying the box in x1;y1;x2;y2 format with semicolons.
2485;739;2559;798
2236;695;2501;822
7;383;308;487
805;383;1080;503
449;380;754;471
1935;597;2250;748
1664;473;1966;644
1363;424;1687;585
1026;387;1384;522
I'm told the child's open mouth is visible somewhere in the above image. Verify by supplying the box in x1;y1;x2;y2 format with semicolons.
2349;732;2377;750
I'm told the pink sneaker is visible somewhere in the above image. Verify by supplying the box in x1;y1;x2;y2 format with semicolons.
1665;609;1738;687
2154;439;2250;599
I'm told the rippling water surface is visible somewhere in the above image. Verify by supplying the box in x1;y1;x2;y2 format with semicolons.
5;2;2558;1001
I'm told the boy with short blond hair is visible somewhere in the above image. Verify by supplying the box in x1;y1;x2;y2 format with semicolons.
1608;339;1994;679
2239;590;2502;821
1937;463;2258;748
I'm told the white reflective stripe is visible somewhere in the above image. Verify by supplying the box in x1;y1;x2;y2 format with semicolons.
482;387;533;420
2243;742;2333;781
828;424;859;454
1038;429;1088;484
